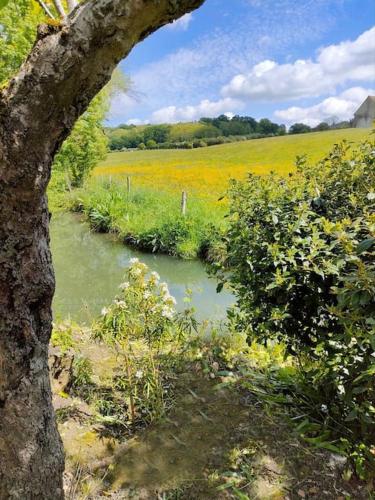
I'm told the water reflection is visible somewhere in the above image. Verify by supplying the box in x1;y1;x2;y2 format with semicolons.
51;213;234;324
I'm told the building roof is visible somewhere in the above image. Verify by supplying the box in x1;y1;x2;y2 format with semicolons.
354;96;375;118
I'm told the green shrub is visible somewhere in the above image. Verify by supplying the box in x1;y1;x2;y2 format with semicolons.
53;94;108;187
215;138;375;475
73;355;93;388
146;139;157;149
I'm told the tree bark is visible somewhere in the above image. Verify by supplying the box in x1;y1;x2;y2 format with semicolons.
0;1;204;498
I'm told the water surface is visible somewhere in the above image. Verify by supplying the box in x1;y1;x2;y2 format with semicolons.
51;213;234;324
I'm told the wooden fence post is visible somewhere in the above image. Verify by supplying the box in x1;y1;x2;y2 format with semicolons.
181;191;187;216
127;176;131;195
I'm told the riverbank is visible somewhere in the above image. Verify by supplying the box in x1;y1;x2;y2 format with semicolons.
65;178;226;260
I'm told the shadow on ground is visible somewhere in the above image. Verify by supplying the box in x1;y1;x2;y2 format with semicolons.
61;371;369;499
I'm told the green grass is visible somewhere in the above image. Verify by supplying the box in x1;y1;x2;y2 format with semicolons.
69;178;226;259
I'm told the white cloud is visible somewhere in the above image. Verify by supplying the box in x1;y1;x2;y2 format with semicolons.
120;1;342;117
108;93;138;121
125;118;149;126
274;87;374;126
222;27;375;102
108;0;358;125
166;13;193;31
150;98;242;123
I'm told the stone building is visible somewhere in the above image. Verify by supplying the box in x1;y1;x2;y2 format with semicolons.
353;96;375;128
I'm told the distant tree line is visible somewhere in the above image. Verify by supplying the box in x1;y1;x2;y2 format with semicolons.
107;114;351;151
289;120;352;134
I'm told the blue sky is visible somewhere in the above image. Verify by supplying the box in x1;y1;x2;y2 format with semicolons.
108;0;375;127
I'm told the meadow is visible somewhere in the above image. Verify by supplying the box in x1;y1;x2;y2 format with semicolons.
96;128;370;200
69;128;371;259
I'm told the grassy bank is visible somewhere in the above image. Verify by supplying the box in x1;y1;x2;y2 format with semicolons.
68;177;226;259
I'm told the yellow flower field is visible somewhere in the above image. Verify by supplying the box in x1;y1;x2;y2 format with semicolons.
95;129;370;200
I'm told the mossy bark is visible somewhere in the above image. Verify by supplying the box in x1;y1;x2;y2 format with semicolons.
0;1;204;497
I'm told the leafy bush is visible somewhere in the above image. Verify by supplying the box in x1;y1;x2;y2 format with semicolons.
72;356;93;388
215;138;375;475
146;139;157;149
53;94;108;187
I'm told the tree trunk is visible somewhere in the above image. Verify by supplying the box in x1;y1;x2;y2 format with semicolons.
0;0;204;498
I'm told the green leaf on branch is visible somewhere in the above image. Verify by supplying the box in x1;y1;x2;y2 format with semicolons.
357;237;375;254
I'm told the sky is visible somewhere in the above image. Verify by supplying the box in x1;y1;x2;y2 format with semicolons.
108;0;375;127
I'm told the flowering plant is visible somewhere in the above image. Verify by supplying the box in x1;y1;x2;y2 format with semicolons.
95;258;177;349
93;259;180;423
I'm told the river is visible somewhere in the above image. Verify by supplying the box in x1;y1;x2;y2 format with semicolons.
50;212;234;324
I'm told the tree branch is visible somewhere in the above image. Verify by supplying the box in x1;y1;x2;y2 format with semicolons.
52;0;66;18
35;0;55;19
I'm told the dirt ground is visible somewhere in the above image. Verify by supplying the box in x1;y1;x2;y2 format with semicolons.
60;369;372;499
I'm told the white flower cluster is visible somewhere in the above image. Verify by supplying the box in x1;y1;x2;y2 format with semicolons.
161;305;175;320
160;282;177;306
151;271;160;281
115;299;126;308
115;260;178;324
